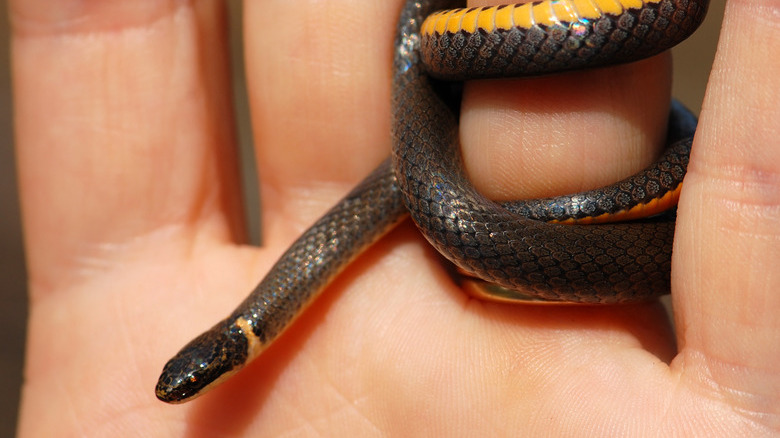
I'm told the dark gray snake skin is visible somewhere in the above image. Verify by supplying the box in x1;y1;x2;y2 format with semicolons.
155;0;708;403
393;0;705;302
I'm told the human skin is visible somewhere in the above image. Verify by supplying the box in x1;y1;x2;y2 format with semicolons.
12;0;780;436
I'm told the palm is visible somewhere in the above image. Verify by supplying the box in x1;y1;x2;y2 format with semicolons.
14;0;780;436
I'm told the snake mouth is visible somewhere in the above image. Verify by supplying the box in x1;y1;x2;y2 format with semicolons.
155;321;249;403
156;0;707;403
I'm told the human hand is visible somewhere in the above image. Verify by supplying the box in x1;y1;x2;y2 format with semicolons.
14;0;779;436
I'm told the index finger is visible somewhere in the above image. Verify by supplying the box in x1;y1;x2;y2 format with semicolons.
461;0;672;201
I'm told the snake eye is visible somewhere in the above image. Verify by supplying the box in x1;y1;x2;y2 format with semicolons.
155;322;248;403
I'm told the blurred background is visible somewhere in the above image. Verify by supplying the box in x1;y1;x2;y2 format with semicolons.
0;1;727;436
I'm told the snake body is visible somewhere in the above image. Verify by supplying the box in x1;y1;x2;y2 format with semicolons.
156;0;708;403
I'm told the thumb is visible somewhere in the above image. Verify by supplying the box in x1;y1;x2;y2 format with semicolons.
673;0;780;426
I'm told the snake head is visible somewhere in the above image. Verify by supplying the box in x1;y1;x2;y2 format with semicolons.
155;320;251;403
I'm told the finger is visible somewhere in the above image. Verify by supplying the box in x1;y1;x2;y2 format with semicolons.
12;1;242;293
243;1;402;245
673;0;780;425
461;0;670;200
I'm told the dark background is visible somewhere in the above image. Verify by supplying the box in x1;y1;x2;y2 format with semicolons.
0;1;727;436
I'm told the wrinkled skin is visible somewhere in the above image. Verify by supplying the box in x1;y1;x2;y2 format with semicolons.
13;0;780;436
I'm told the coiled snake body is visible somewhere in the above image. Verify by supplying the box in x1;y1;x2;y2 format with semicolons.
156;0;708;403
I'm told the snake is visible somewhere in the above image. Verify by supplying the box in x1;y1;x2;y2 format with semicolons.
155;0;708;403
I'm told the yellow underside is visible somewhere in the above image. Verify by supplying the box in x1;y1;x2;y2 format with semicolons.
551;183;682;225
419;0;679;226
421;0;661;35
